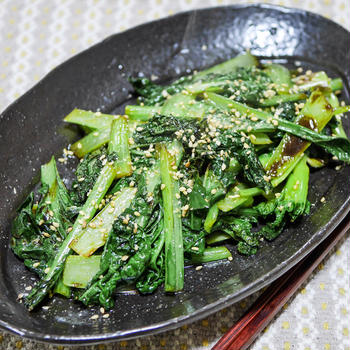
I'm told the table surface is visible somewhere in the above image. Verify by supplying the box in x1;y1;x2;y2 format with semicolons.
0;0;349;349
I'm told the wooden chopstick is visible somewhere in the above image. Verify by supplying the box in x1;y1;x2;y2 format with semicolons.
212;214;350;350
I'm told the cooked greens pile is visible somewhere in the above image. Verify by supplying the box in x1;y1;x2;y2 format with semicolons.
11;52;350;311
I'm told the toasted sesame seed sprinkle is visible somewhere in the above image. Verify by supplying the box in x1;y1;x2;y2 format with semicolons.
121;255;129;261
90;315;99;320
195;265;203;271
320;197;326;203
191;247;199;251
263;175;271;182
227;256;233;261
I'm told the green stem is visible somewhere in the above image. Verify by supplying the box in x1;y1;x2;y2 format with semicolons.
330;78;343;92
53;276;71;298
25;164;116;310
109;116;132;178
204;204;219;233
125;105;159;121
259;93;307;107
70;187;137;256
190;246;232;264
63;255;101;288
206;232;231;245
159;144;184;292
71;128;110;158
64;109;115;130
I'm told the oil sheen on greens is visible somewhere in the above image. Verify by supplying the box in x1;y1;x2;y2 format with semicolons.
11;52;350;311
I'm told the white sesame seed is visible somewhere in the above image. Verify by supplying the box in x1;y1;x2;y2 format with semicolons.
227;256;233;261
320;197;326;203
195;265;203;271
191;247;199;251
121;255;129;261
90;315;99;320
263;175;271;182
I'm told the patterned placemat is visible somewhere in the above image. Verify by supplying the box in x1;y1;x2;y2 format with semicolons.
0;1;349;349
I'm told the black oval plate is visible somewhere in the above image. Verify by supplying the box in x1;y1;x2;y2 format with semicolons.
0;4;349;345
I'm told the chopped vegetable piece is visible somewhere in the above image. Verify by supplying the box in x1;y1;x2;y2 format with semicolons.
70;187;137;256
63;255;101;288
108;116;133;178
159;144;184;292
190;246;232;264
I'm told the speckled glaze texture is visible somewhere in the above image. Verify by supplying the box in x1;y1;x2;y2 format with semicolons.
0;4;349;345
